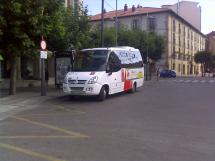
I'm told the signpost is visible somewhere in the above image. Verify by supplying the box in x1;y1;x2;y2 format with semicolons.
40;39;47;96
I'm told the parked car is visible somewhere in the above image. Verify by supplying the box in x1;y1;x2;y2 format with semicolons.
159;69;176;78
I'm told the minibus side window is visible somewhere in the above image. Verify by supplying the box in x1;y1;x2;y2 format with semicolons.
108;52;121;72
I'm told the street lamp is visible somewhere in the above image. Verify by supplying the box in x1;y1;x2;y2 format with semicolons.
115;0;118;46
146;12;149;81
101;0;104;47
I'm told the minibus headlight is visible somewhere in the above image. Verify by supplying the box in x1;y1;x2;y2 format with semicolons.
88;76;98;84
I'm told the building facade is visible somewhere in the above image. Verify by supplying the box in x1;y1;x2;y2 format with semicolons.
206;31;215;54
64;0;81;8
90;5;206;76
162;1;201;31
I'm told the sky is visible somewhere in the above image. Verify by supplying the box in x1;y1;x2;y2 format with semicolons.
83;0;215;34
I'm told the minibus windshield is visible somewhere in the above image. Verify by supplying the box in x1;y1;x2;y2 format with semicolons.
73;50;109;71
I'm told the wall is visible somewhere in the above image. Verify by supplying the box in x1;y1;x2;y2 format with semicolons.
162;1;201;31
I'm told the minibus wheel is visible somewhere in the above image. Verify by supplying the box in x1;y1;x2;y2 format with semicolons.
130;82;137;93
97;86;107;101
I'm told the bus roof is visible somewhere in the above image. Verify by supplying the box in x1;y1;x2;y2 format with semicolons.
82;46;139;52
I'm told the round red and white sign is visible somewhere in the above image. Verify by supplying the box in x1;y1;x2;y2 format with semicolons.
40;40;47;50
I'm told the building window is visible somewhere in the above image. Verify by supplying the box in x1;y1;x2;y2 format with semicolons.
172;63;175;70
183;64;185;74
183;26;185;37
179;36;181;46
173;33;176;45
173;20;176;32
132;19;140;29
173;46;176;55
148;16;156;31
178;64;181;73
188;29;190;39
179;23;181;34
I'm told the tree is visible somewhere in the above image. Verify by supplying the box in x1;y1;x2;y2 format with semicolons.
0;0;65;95
90;27;116;48
91;27;165;64
64;5;92;50
90;27;164;79
118;29;165;63
194;51;211;77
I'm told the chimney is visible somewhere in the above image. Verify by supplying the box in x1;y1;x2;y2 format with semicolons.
132;5;136;12
137;5;142;8
124;4;128;11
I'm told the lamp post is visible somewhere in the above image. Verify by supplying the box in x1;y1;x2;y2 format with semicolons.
115;0;118;46
146;12;149;81
101;0;104;47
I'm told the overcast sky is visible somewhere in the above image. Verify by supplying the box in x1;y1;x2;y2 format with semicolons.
83;0;215;34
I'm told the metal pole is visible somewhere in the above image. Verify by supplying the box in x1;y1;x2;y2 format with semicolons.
41;8;46;96
146;12;149;81
101;0;104;47
115;0;118;46
41;58;46;96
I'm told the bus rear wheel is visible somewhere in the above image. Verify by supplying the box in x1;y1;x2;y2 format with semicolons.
129;83;137;93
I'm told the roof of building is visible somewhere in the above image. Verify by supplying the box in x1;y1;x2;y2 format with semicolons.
207;31;215;37
90;6;205;37
90;7;170;21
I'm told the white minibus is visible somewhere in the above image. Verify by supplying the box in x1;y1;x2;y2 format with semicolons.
63;47;144;101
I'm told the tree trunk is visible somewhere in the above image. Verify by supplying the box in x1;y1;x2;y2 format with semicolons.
201;64;203;77
16;57;21;80
9;56;17;95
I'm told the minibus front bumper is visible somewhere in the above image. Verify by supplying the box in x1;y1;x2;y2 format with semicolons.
63;83;102;96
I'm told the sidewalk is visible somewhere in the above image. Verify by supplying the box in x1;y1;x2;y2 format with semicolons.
0;80;65;120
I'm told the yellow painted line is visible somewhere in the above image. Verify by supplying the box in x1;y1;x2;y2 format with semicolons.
46;103;85;114
0;135;80;139
17;111;85;117
11;116;89;138
0;143;66;161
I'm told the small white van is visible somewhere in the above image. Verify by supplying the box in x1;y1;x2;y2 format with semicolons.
63;47;144;101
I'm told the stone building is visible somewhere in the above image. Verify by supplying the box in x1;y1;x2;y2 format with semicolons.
90;4;206;76
206;31;215;54
162;1;201;31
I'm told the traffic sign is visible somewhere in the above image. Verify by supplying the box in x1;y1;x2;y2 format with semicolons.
40;51;47;59
40;40;47;50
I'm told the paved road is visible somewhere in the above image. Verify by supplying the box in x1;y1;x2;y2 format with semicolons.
0;77;215;161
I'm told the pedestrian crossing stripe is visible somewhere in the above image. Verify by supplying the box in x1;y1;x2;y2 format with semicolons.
160;79;215;83
209;80;215;83
192;80;198;83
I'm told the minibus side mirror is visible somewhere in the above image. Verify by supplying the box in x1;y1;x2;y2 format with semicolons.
106;64;112;75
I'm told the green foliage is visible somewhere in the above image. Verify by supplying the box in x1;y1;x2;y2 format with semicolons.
194;51;215;74
0;0;92;94
90;27;165;62
64;6;92;50
0;54;3;61
194;51;211;64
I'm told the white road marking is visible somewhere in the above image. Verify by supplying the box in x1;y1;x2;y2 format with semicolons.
185;80;191;83
209;80;215;83
192;80;198;83
200;80;206;83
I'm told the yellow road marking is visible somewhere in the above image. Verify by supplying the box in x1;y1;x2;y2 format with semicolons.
0;135;80;139
46;103;85;114
17;111;85;117
11;116;89;138
0;143;66;161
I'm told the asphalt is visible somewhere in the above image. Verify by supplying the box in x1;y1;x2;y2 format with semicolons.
0;77;215;161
